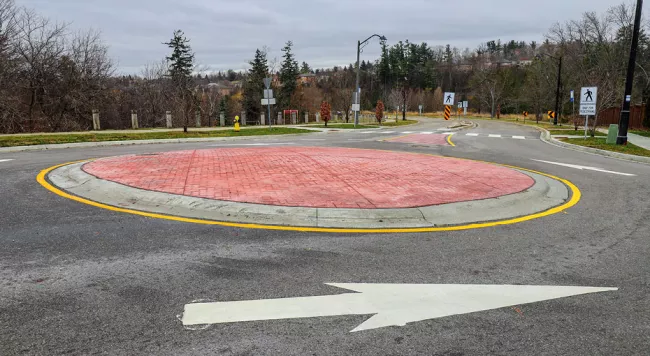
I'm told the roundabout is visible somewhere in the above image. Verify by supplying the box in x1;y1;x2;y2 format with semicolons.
40;147;579;233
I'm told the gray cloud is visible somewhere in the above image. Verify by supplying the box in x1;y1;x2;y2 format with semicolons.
20;0;623;74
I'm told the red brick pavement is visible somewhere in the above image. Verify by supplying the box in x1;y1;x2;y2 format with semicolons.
83;147;534;209
385;134;450;145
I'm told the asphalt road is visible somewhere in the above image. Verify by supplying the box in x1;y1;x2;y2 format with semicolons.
1;118;649;355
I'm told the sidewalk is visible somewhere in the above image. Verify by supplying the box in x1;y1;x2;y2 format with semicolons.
596;128;650;150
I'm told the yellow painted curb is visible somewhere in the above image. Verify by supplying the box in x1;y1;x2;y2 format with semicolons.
37;155;581;234
446;134;456;147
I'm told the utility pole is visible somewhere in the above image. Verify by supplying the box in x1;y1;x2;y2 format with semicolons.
617;0;644;145
554;56;562;126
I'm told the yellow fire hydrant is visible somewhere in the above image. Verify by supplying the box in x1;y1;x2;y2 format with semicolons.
234;115;240;132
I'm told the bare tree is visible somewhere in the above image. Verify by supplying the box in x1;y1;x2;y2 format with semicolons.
13;8;66;130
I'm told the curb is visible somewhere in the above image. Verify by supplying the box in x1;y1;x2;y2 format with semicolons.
538;128;650;165
44;159;572;232
0;132;316;153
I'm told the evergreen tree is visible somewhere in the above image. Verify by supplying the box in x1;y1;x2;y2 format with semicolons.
165;30;194;89
242;49;269;122
278;41;299;110
164;30;194;132
300;61;312;74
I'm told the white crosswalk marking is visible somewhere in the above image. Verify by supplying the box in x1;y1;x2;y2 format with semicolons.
489;134;502;138
0;159;14;163
512;136;526;140
466;133;479;137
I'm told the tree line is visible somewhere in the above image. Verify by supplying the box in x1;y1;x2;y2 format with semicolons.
1;0;647;134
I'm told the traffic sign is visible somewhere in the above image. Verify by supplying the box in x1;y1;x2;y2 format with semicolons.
444;105;451;121
547;111;556;120
352;104;361;112
580;87;598;116
263;78;272;89
443;92;455;105
570;90;575;103
263;89;273;99
523;111;528;118
261;98;276;105
462;101;468;108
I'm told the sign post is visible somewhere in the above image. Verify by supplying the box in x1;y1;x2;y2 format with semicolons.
580;87;598;139
463;101;468;116
418;105;423;115
263;78;273;129
443;93;455;121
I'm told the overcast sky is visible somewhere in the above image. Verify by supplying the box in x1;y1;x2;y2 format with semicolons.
20;0;622;75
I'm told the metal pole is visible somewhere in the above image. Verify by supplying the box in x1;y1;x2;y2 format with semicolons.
554;56;562;126
354;40;361;128
268;103;272;130
617;0;644;145
584;116;588;139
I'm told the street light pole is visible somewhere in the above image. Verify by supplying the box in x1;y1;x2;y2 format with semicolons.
354;34;386;127
617;0;644;145
354;40;361;127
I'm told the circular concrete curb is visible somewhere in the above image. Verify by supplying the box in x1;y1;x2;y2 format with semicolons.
46;159;572;231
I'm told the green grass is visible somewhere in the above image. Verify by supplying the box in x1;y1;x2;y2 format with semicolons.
381;120;419;127
304;124;379;129
549;129;605;137
559;137;650;157
0;128;312;147
630;130;650;138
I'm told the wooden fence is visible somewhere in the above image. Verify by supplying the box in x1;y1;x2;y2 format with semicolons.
596;105;647;129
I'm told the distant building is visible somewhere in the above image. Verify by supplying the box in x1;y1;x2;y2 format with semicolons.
298;73;317;85
206;82;235;96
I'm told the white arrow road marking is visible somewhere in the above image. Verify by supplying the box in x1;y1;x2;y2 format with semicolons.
512;136;526;140
208;143;295;147
532;159;637;176
489;134;502;138
182;283;617;332
0;159;14;163
466;133;479;137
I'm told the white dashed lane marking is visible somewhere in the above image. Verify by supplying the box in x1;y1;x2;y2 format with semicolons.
0;159;14;163
466;133;479;137
489;134;502;138
512;136;526;140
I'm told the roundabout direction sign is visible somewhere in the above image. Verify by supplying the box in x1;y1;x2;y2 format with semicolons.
182;283;616;332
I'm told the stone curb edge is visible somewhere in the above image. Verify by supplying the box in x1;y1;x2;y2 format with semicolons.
537;127;650;165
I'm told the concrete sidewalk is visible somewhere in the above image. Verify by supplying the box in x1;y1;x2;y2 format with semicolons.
596;128;650;150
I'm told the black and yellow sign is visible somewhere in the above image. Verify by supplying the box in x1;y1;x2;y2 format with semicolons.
547;111;556;119
444;105;451;121
523;111;528;118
